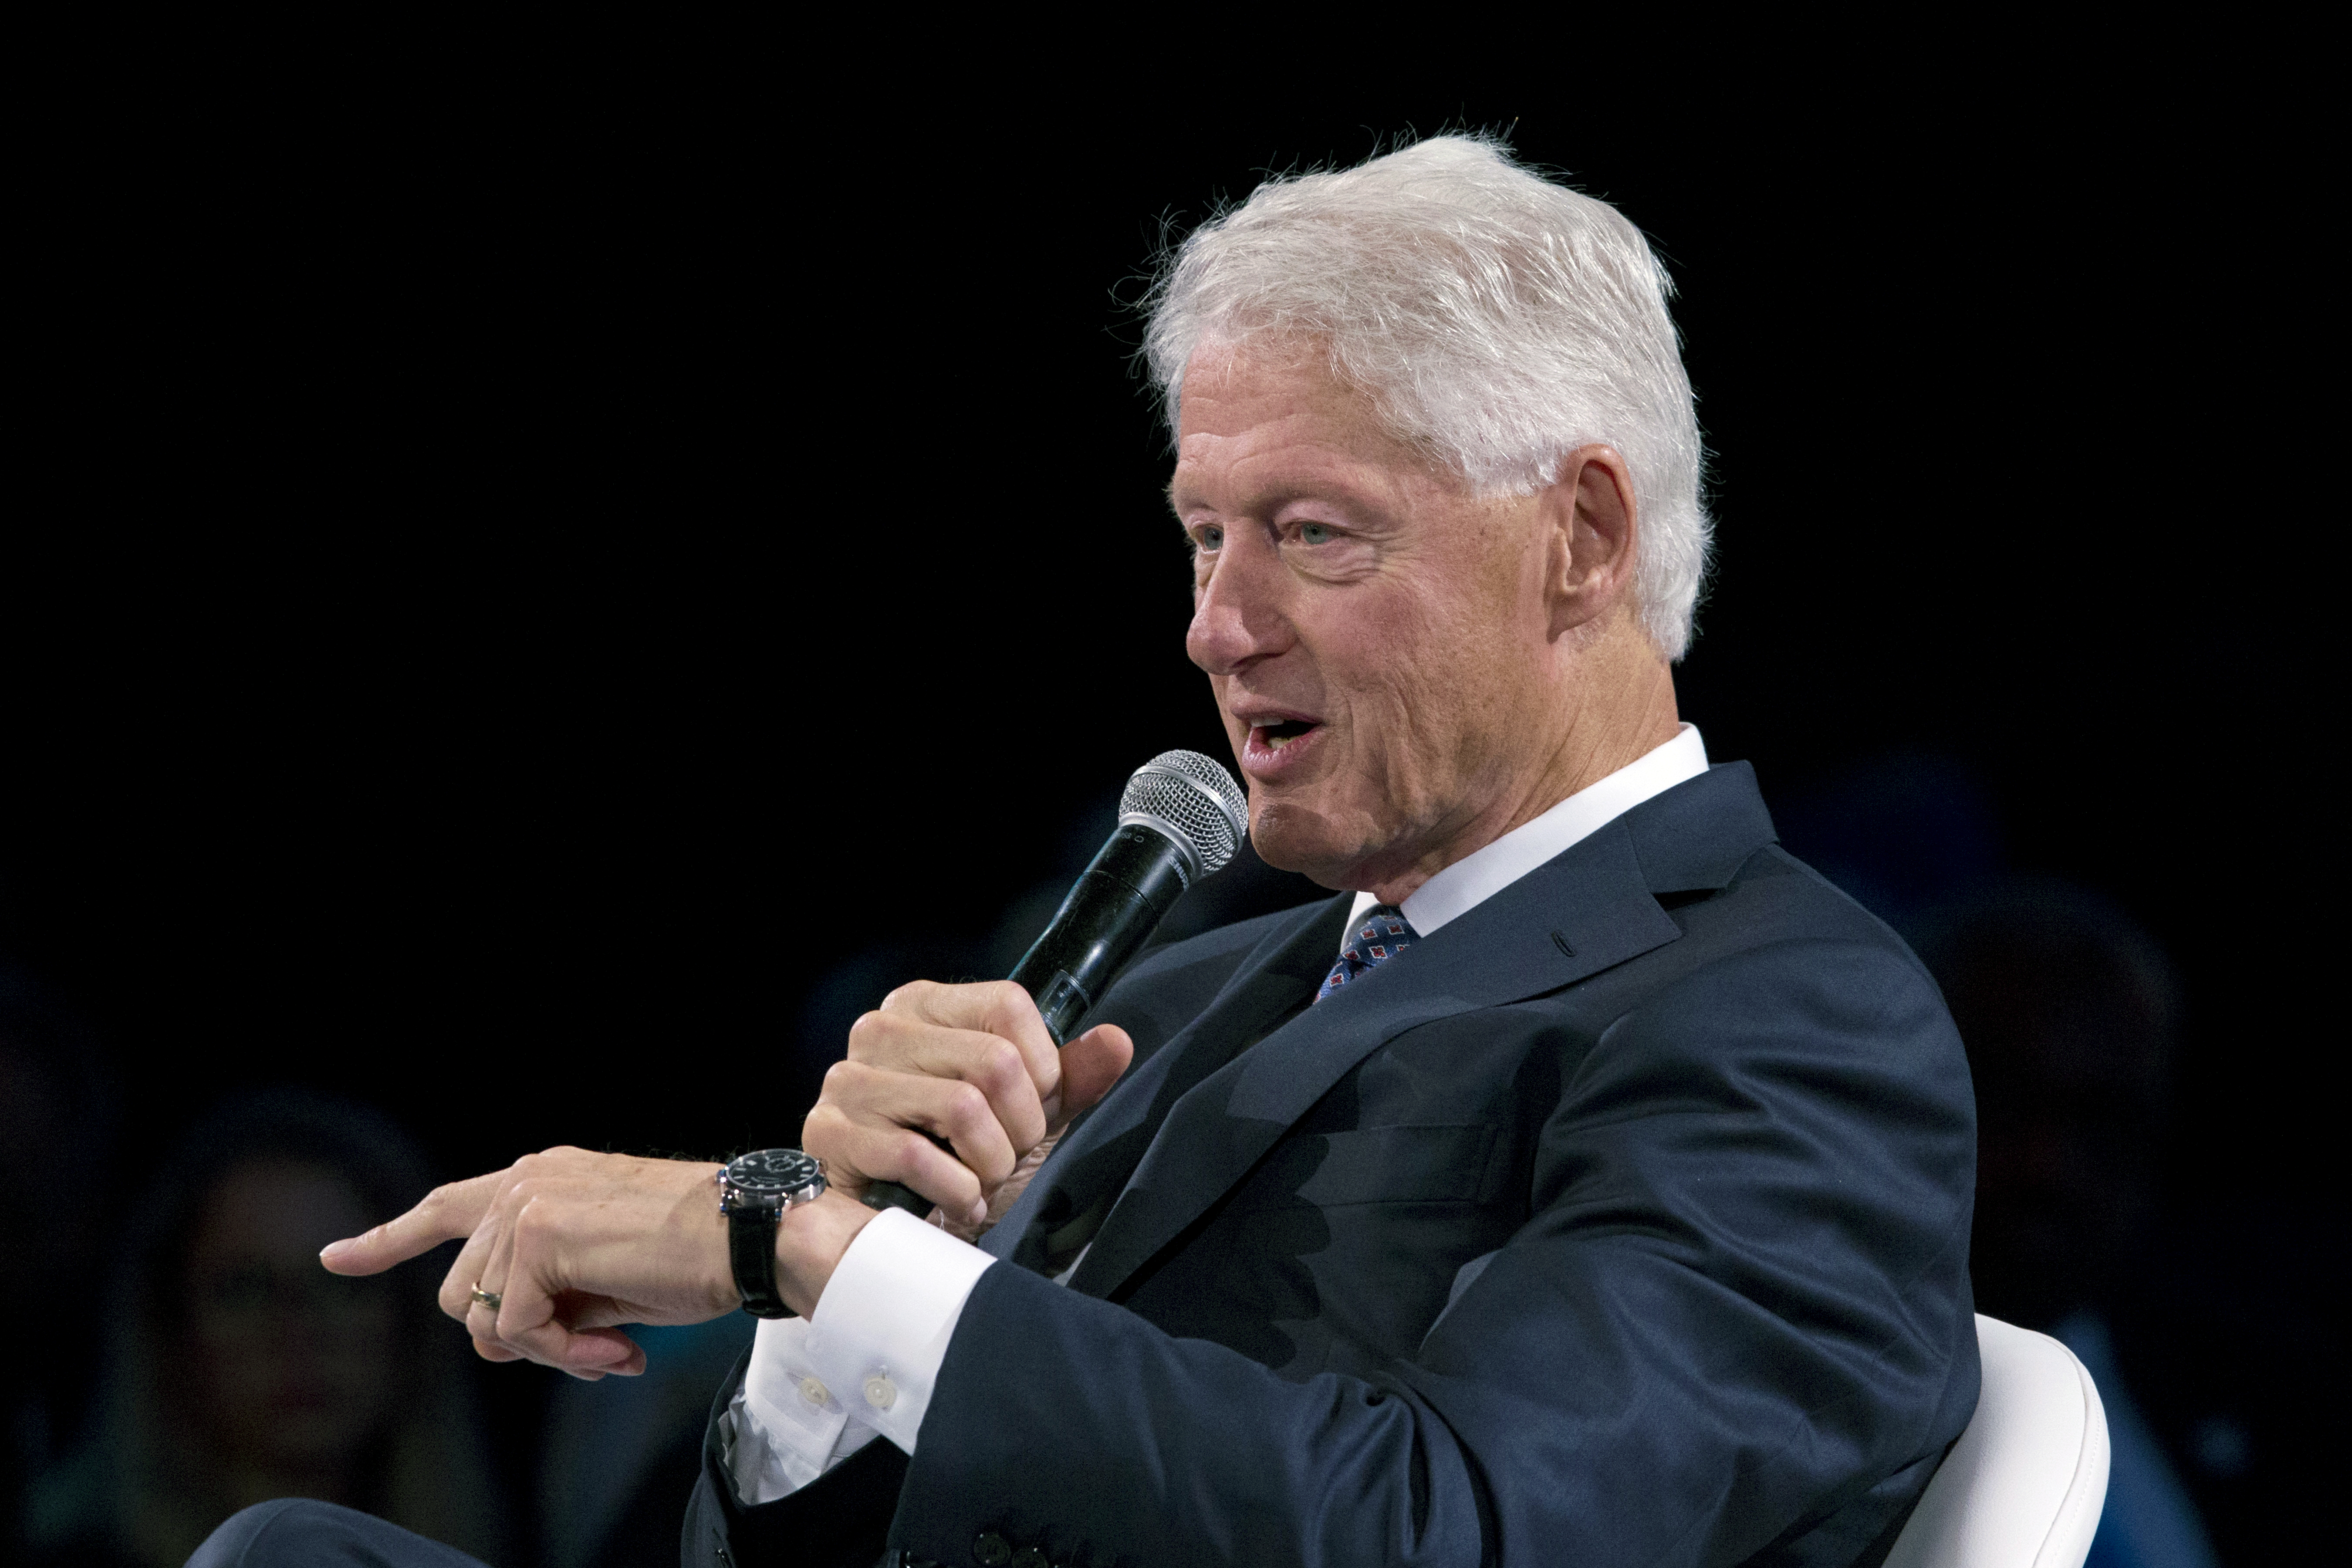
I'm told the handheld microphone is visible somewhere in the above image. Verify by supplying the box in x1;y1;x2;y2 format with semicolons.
858;750;1249;1216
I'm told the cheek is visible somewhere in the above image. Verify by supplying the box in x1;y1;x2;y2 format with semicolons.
1338;596;1529;791
1326;594;1472;725
1406;558;1544;703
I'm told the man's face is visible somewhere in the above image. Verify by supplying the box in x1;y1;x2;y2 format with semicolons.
1175;345;1560;891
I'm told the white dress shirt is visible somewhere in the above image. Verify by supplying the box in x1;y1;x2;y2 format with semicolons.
724;724;1710;1504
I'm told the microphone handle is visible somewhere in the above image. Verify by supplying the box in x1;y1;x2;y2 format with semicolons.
859;823;1194;1216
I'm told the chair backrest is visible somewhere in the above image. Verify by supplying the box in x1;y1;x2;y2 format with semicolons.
1883;1315;2109;1568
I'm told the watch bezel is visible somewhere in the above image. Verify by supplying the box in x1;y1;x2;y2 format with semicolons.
719;1148;825;1215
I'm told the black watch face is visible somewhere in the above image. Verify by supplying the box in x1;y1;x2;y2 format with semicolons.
728;1148;821;1196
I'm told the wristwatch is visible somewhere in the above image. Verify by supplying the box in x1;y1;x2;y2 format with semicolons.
716;1149;827;1318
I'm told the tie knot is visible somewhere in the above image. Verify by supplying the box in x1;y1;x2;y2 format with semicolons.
1316;905;1419;1002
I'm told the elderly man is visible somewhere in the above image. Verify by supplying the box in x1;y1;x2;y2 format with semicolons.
209;137;1977;1568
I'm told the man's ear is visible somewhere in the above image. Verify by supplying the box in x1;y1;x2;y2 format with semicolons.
1542;444;1639;641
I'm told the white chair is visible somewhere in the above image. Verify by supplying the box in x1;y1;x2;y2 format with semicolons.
1883;1315;2110;1568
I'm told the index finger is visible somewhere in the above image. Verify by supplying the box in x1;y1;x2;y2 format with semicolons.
877;979;1061;1101
319;1170;504;1277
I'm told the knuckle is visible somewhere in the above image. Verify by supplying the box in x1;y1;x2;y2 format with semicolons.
831;1063;889;1108
879;979;936;1013
804;1119;853;1166
979;1037;1027;1092
845;1011;888;1055
946;1081;991;1129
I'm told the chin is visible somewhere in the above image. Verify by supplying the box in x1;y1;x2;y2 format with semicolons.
1247;801;1358;890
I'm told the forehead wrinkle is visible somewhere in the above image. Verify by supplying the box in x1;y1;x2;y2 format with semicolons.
1178;382;1457;515
1174;419;1405;514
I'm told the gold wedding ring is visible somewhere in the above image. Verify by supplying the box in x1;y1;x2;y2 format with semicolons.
470;1284;503;1312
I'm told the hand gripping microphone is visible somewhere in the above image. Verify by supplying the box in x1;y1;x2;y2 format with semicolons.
858;750;1250;1215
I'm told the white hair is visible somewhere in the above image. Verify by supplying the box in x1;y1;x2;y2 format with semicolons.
1143;135;1711;660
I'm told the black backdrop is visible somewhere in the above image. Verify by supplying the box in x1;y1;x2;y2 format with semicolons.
8;74;2322;1258
4;53;2331;1562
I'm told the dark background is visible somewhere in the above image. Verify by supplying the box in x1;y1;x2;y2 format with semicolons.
5;56;2328;1563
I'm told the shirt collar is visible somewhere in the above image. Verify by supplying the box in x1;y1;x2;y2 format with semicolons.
1346;723;1710;943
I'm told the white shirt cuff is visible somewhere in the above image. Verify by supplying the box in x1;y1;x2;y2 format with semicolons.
726;1315;885;1505
803;1205;997;1454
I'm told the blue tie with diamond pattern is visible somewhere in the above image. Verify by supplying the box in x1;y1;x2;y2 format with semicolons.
1316;904;1420;1002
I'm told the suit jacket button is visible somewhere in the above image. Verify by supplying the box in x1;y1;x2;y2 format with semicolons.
1010;1549;1051;1568
972;1532;1013;1566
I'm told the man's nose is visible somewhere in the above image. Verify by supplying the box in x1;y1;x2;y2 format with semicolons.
1186;541;1290;675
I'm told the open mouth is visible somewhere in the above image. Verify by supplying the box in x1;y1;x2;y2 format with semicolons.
1252;718;1321;751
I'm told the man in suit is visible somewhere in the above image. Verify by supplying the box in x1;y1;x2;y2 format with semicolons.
243;135;1976;1568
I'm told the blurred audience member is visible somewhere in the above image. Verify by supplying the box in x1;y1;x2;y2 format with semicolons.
1918;879;2181;1328
1767;750;2329;1558
1;964;119;1559
24;1090;509;1567
1919;881;2231;1567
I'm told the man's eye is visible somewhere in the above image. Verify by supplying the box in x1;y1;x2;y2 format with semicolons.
1298;522;1334;545
1194;526;1224;554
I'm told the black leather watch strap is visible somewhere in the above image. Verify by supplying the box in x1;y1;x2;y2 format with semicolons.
727;1204;790;1318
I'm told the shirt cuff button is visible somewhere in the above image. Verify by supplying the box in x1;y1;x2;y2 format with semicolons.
863;1372;898;1410
798;1376;830;1406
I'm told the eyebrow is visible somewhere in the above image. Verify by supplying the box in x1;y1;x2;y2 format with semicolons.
1171;475;1396;533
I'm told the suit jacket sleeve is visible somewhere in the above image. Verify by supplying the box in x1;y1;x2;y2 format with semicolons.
882;933;1978;1568
680;1345;909;1568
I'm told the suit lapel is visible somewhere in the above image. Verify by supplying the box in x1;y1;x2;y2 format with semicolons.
1065;814;1688;1299
982;894;1349;1267
1001;762;1779;1294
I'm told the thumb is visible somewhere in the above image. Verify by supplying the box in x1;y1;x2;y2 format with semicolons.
538;1326;646;1381
1047;1023;1134;1131
497;1291;649;1379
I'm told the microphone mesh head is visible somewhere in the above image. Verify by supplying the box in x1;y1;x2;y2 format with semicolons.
1120;750;1249;879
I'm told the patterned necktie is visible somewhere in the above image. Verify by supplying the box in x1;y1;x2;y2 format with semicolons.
1317;904;1420;1002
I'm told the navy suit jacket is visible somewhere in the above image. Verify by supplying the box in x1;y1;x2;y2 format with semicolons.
683;763;1979;1568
